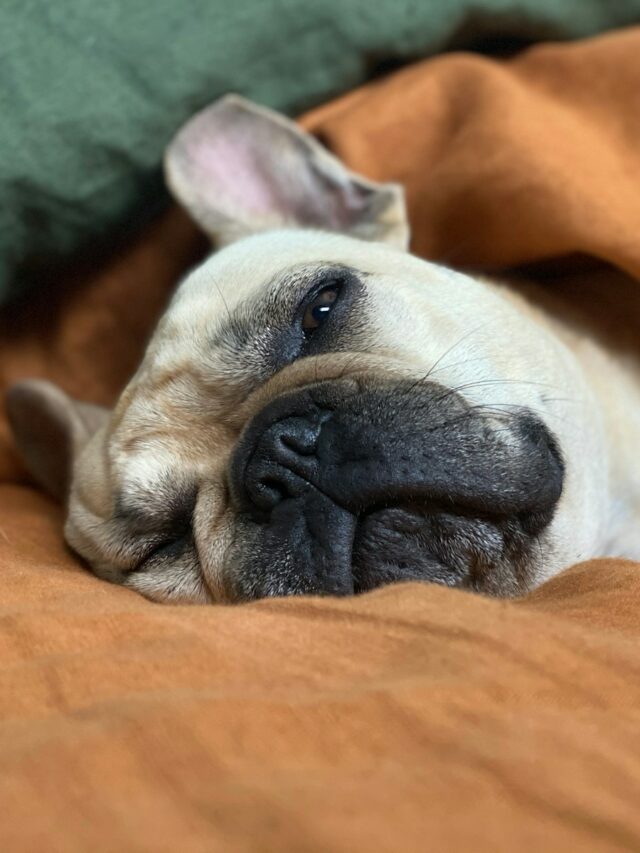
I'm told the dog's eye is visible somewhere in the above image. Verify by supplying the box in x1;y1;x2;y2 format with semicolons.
302;284;340;335
129;533;191;574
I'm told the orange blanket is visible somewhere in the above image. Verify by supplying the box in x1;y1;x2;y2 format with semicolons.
2;29;640;851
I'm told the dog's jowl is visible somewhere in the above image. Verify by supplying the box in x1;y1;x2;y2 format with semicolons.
7;97;640;603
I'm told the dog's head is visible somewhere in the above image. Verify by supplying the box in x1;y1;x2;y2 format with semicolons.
7;97;607;603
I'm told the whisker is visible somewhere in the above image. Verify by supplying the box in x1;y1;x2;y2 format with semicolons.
538;396;582;405
467;401;576;428
394;322;496;416
445;377;565;393
426;355;492;377
424;321;494;382
214;280;233;324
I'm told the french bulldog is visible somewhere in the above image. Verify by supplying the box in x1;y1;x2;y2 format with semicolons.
7;96;640;603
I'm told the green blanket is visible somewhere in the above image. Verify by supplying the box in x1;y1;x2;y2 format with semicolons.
2;0;640;303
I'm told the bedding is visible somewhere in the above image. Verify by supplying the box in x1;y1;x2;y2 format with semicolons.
4;0;640;305
2;26;640;851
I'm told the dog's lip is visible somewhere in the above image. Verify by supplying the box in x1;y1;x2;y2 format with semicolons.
349;500;510;594
354;495;519;524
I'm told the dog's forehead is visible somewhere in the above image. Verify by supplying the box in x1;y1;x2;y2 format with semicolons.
163;229;409;329
142;229;470;374
126;231;390;400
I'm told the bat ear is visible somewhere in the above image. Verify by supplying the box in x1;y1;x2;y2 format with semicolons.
6;380;109;502
165;94;409;250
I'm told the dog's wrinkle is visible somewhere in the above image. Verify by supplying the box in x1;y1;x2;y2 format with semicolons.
125;532;193;575
229;489;357;600
314;422;561;520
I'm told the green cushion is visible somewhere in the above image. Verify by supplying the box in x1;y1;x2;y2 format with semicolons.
3;0;640;303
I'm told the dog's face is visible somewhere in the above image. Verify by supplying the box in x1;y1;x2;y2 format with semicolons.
7;97;608;603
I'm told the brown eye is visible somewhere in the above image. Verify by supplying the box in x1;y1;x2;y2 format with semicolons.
302;284;340;335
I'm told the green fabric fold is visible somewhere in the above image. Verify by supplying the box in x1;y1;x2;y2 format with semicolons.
2;0;640;302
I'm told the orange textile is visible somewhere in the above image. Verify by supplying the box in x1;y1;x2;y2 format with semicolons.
302;27;640;280
2;28;640;852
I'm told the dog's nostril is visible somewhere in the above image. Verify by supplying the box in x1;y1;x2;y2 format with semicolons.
237;414;328;517
231;402;336;520
245;457;312;515
250;475;288;510
277;418;323;456
280;432;315;455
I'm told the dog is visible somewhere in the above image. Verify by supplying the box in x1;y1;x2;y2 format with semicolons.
7;96;640;603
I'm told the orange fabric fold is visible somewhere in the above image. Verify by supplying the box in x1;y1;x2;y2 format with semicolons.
303;28;640;279
2;27;640;852
1;485;640;852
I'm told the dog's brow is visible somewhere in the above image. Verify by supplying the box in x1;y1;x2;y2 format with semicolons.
205;263;363;384
210;263;359;348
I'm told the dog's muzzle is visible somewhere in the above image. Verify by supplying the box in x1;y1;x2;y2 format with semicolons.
226;378;564;600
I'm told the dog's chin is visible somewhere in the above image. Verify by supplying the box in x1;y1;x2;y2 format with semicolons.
352;503;545;597
227;495;547;601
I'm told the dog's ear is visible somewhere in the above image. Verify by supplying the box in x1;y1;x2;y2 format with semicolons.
165;94;409;250
6;380;109;502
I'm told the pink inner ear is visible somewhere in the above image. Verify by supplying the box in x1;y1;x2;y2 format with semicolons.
171;99;382;235
189;133;280;217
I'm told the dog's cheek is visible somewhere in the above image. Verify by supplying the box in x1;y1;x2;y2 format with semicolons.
351;507;543;597
125;545;212;604
190;494;241;603
352;507;501;592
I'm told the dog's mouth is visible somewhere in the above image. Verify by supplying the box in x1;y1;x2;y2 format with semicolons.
226;378;564;601
351;501;548;596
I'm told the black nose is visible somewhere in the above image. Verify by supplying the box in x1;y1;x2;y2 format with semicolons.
231;382;564;523
238;407;330;516
227;379;564;601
